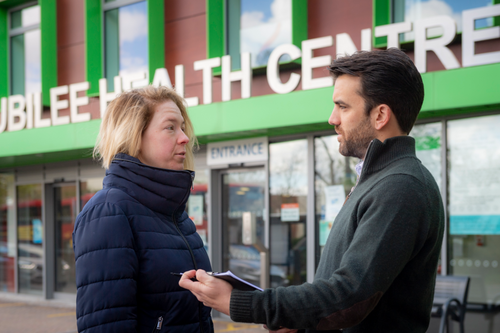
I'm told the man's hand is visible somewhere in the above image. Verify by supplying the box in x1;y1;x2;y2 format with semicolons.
179;269;233;315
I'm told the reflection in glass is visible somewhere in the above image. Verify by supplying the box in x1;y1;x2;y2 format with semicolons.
17;184;43;295
187;159;209;252
448;114;500;304
228;0;292;69
105;1;148;91
0;174;15;292
11;5;40;29
270;140;307;286
24;29;41;95
80;178;103;209
10;5;41;96
314;136;357;264
222;170;271;288
410;122;442;191
55;184;77;293
392;0;493;41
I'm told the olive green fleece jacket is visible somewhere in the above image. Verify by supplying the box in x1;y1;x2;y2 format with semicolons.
230;136;444;333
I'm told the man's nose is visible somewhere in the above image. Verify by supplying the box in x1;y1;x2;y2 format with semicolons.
328;107;339;126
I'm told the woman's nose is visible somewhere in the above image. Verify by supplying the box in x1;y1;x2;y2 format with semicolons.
178;130;190;145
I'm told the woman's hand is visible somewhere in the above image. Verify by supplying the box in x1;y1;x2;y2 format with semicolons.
179;269;233;315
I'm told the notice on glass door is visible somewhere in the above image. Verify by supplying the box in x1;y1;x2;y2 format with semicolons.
188;195;204;225
448;115;500;235
281;203;299;222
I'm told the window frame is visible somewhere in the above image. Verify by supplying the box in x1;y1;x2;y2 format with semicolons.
0;0;56;106
85;0;164;96
206;0;308;75
372;0;500;49
8;1;40;97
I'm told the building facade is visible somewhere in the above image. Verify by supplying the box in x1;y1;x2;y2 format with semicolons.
0;0;499;331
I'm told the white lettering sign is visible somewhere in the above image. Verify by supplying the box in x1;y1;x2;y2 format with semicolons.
207;137;268;166
0;4;499;134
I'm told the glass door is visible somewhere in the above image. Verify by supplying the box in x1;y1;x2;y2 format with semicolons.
221;168;268;288
54;183;77;293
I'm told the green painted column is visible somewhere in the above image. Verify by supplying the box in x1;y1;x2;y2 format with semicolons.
40;0;58;106
148;0;165;80
85;0;103;96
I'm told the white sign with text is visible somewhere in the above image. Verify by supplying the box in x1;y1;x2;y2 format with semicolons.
207;137;268;166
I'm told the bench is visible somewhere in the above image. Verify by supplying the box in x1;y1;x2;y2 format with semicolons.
431;275;470;333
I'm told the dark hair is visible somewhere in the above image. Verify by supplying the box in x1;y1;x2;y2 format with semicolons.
328;48;424;134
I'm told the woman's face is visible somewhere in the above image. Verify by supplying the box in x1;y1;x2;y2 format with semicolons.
138;100;189;170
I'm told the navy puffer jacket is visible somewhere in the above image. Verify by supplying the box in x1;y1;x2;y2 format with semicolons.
73;153;213;333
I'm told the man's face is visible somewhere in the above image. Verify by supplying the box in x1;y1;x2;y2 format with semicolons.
328;75;375;159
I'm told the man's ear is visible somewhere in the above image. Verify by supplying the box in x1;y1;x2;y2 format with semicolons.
371;104;392;131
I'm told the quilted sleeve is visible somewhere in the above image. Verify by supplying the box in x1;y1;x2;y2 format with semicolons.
73;202;139;333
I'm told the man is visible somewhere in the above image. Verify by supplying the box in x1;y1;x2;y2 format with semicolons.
180;48;444;333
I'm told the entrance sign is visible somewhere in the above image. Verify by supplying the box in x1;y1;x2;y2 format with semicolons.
207;137;268;166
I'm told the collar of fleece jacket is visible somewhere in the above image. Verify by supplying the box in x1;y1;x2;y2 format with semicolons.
104;153;195;217
362;135;417;177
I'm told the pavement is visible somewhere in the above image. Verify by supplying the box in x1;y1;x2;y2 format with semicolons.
0;295;264;333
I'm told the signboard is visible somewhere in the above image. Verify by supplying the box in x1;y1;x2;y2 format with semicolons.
281;203;300;222
207;137;268;166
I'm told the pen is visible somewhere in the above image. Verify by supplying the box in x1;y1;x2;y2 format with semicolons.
170;272;198;281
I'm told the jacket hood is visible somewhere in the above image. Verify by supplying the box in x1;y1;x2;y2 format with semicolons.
103;153;195;217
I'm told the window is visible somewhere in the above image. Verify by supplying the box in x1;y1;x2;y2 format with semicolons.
373;0;500;47
393;0;495;42
103;0;148;91
186;146;210;252
17;183;43;295
447;114;500;304
269;139;308;286
410;122;442;190
207;0;308;73
314;135;357;264
227;0;293;70
0;173;15;293
9;4;41;96
80;178;103;210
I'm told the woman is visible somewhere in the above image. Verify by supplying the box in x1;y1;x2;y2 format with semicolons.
73;86;213;333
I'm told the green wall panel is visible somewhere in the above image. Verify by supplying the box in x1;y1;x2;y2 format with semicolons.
0;8;7;98
148;0;165;80
85;0;103;96
372;0;390;48
40;0;57;106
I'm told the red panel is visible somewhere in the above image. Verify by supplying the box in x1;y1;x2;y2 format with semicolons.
164;0;205;23
165;14;207;86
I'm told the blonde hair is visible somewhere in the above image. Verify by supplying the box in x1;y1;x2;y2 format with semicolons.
94;85;197;170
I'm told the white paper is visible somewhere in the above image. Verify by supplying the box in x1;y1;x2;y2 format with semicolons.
324;185;345;222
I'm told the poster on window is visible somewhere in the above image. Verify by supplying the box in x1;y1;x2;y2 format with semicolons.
448;115;500;235
281;203;299;222
319;185;346;246
32;219;42;244
188;195;204;226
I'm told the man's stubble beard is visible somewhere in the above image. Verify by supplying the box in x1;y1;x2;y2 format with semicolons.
338;115;375;159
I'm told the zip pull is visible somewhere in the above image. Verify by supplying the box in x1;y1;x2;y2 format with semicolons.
152;316;163;332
